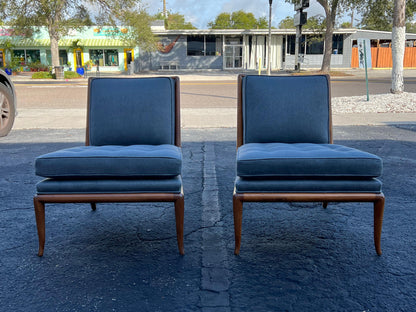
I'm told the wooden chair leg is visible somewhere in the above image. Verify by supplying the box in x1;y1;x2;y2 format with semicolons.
233;194;243;255
322;202;328;209
374;196;385;256
91;203;96;211
34;197;45;257
174;196;185;255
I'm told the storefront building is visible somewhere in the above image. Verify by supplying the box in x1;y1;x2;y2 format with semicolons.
0;27;137;72
145;28;416;71
1;25;416;73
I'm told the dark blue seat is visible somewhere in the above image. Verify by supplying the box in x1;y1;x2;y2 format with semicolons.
233;74;385;255
36;145;182;178
34;77;184;256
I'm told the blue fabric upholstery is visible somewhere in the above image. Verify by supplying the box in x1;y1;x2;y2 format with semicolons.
36;176;182;194
237;143;382;178
36;145;182;178
88;77;176;146
242;75;330;144
235;177;382;194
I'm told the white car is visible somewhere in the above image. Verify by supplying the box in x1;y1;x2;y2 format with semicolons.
0;69;17;137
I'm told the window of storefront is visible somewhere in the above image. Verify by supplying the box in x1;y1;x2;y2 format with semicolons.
332;34;343;54
187;35;221;56
306;35;324;54
287;34;343;55
13;49;40;64
46;50;68;65
287;35;305;55
89;49;119;66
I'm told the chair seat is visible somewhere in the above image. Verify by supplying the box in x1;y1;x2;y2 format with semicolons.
237;143;382;178
36;176;183;194
35;145;182;178
235;177;382;193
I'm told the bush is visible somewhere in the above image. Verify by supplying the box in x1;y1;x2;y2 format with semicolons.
64;71;82;79
32;72;53;79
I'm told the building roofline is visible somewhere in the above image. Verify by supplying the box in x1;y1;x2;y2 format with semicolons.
152;28;357;36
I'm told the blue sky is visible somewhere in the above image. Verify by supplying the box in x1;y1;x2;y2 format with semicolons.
145;0;332;29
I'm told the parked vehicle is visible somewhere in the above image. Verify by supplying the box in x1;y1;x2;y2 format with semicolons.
0;69;17;136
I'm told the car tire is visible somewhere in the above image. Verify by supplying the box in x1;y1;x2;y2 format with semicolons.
0;83;15;137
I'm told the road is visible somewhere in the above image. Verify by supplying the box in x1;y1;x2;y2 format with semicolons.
13;76;416;110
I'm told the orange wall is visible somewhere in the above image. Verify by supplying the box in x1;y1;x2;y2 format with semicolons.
351;47;416;68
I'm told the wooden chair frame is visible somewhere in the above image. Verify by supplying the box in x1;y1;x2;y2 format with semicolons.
34;77;184;256
233;74;385;256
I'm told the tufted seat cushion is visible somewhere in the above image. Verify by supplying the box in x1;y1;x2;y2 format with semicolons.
237;143;382;178
36;145;182;178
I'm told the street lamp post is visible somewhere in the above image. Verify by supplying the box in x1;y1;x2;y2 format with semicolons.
267;0;273;75
163;0;167;18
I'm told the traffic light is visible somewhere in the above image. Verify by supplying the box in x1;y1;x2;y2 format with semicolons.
294;0;309;11
294;11;307;26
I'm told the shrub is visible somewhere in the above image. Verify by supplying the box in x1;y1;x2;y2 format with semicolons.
64;71;82;79
32;72;53;79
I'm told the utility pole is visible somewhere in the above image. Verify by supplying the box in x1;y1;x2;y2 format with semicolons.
163;0;167;18
293;0;309;71
267;0;273;75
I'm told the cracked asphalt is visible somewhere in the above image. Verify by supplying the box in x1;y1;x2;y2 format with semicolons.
1;124;416;311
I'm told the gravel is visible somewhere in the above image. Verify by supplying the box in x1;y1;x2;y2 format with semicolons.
332;92;416;113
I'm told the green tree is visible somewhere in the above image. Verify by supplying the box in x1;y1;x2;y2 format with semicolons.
208;12;232;29
154;12;196;30
208;10;268;29
358;0;416;31
4;0;156;69
406;21;416;33
340;21;352;28
287;0;365;72
278;16;295;29
359;0;394;30
304;15;325;30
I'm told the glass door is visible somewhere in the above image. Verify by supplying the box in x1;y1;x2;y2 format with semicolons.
225;46;243;69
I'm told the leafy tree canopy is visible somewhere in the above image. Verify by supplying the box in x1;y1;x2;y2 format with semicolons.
359;0;416;31
278;15;325;30
154;12;196;30
3;0;157;67
278;16;295;29
208;10;268;29
340;21;353;28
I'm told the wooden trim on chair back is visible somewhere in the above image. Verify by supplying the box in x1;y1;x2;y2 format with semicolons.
326;74;333;144
85;77;93;146
237;74;245;149
173;76;181;147
236;74;333;148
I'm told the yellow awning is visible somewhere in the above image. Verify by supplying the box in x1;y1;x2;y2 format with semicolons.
79;39;128;47
0;38;129;47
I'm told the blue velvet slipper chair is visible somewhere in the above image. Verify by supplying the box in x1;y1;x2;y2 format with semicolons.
233;74;385;255
34;77;184;256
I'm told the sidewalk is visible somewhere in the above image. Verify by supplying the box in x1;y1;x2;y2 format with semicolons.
10;68;416;82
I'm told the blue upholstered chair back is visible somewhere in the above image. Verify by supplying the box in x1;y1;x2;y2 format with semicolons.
241;75;331;144
87;77;177;146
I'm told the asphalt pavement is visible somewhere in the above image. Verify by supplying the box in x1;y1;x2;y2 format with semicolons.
1;69;416;311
